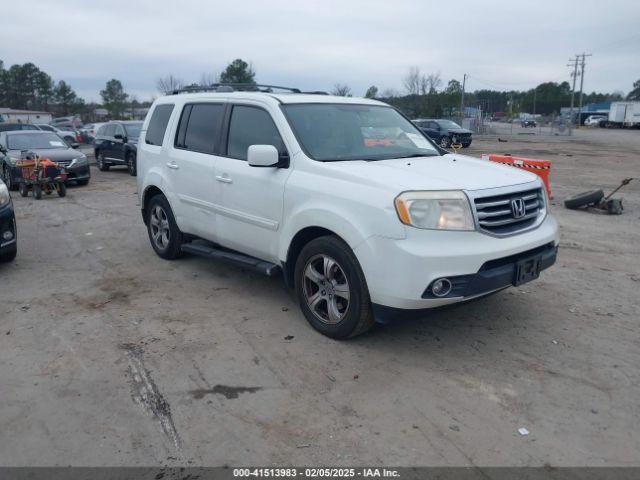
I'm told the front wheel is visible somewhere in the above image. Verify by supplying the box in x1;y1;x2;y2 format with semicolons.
0;244;17;263
19;183;29;197
57;182;67;197
127;152;137;176
3;166;16;191
97;151;110;171
146;194;183;259
294;235;374;339
439;136;452;148
33;185;42;200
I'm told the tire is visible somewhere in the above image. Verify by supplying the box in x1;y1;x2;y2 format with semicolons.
564;189;604;209
19;183;29;197
127;152;137;176
146;194;183;260
439;136;451;148
0;244;17;263
294;235;375;339
57;182;66;197
33;185;42;200
96;151;110;171
3;166;17;191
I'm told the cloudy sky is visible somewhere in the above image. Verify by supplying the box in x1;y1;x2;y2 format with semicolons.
2;0;639;102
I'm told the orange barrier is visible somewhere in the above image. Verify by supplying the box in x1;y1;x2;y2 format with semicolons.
482;154;551;197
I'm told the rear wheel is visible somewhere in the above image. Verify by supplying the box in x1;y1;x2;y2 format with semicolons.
294;235;374;339
127;152;137;176
146;194;183;260
57;182;67;197
19;183;29;197
97;151;110;171
439;136;451;148
33;185;42;200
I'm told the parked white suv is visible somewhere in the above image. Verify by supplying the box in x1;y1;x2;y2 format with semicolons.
137;85;559;339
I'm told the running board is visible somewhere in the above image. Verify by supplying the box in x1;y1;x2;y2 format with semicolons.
181;242;281;276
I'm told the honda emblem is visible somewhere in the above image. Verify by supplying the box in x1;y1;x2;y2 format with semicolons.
511;198;526;219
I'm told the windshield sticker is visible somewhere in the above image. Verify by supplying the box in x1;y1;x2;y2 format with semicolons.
406;133;432;149
49;141;64;147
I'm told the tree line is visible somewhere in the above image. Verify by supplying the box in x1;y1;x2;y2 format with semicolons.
2;59;638;122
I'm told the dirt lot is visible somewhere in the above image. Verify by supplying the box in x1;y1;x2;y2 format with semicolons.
1;128;638;467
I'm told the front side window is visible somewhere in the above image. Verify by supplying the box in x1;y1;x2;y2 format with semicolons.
124;122;142;138
176;103;224;154
282;104;439;161
227;106;286;160
145;105;174;146
114;124;125;137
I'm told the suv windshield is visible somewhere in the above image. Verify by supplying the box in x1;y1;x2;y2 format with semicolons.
124;123;142;138
282;104;439;161
7;132;68;150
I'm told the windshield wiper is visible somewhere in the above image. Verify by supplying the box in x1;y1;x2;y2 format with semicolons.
395;153;440;159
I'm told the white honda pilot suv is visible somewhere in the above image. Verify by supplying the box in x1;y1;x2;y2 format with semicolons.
137;85;559;339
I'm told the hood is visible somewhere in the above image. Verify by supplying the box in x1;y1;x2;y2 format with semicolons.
8;148;85;162
321;153;539;192
446;127;473;134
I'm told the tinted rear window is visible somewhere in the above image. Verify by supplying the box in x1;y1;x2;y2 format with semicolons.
175;103;224;154
145;105;174;146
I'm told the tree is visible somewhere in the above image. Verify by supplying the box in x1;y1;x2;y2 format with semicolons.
403;66;422;95
100;79;128;118
445;79;462;95
626;80;640;100
364;85;378;98
219;59;256;85
53;80;78;115
157;75;183;94
423;73;442;94
331;84;352;97
199;72;217;87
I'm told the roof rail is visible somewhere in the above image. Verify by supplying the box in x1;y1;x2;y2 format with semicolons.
170;83;302;95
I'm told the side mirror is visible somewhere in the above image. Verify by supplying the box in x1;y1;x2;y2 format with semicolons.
247;145;279;168
71;143;80;149
114;133;124;141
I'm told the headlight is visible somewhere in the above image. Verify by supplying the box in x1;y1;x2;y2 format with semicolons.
394;190;474;231
0;182;10;207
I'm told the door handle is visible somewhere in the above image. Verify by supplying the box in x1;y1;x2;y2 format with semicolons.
215;175;232;184
166;161;179;170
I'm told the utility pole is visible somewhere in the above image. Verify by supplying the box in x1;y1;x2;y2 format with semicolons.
533;86;537;116
567;55;580;135
460;73;466;125
577;52;592;128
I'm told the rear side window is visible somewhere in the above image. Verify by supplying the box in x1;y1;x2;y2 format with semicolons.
227;106;285;160
103;124;116;136
175;103;224;154
145;104;174;146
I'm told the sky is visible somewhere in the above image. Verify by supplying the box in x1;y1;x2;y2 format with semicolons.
2;0;639;102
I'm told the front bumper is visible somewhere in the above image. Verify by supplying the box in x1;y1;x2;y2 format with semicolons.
66;164;91;182
353;213;559;310
0;201;17;253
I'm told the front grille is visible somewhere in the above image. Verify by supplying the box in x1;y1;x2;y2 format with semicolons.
473;187;544;235
55;160;71;167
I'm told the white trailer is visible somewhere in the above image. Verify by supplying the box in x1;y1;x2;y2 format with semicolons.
607;102;640;127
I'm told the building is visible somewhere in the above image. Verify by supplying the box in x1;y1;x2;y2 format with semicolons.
0;108;53;124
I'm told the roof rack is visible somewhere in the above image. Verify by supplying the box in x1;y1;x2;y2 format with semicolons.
170;83;302;95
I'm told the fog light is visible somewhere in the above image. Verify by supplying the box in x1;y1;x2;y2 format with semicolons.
431;278;452;297
2;230;13;241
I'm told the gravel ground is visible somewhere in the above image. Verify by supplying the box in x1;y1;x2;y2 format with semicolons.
0;128;638;467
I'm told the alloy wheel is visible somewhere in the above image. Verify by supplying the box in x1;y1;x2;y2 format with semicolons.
150;205;170;251
302;254;351;324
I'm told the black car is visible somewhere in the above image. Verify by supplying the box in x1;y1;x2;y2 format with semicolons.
94;121;142;176
0;178;17;263
0;131;91;190
521;119;537;128
412;119;473;148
